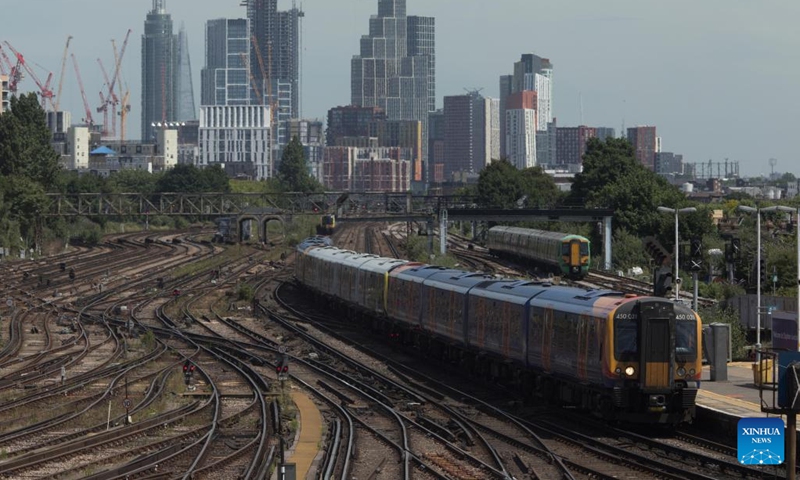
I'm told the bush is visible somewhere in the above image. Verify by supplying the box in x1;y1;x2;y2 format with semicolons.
237;283;255;302
698;305;748;360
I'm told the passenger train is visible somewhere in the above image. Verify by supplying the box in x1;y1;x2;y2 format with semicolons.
295;239;701;425
486;226;590;279
316;214;336;236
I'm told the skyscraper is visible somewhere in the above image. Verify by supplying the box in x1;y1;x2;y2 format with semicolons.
407;15;436;113
351;0;433;179
627;126;657;170
245;0;302;121
499;53;553;164
141;0;178;141
176;24;196;121
201;18;251;106
443;91;492;180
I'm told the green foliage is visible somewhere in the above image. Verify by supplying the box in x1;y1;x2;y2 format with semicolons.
107;169;161;194
698;281;746;301
230;178;284;194
0;175;48;240
698;305;749;360
277;136;322;192
57;170;112;194
610;228;651;271
156;164;230;193
141;330;157;351
237;283;255;302
404;234;431;262
476;159;560;208
0;93;61;189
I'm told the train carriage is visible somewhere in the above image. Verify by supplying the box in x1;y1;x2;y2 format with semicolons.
355;257;409;315
421;272;498;342
466;279;538;364
487;226;590;278
386;265;452;326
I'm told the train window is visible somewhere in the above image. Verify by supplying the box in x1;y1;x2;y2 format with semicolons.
561;243;570;256
675;320;697;360
614;318;638;360
580;243;589;255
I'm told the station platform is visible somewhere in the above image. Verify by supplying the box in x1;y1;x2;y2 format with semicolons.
273;389;324;480
696;362;786;438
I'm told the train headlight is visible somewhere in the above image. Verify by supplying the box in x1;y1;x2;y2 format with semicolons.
615;367;622;375
689;369;696;376
625;366;635;376
677;367;686;377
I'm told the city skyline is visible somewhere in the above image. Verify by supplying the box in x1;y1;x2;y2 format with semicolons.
2;0;798;177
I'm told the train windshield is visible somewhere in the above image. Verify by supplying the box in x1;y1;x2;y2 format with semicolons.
561;243;570;255
614;317;638;361
580;243;589;255
675;320;697;360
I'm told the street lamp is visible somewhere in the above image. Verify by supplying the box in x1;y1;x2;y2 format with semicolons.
761;205;798;351
737;205;762;352
657;206;697;301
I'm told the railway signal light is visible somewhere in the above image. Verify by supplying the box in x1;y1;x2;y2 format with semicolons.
690;238;703;260
760;258;768;283
731;238;741;257
276;355;288;376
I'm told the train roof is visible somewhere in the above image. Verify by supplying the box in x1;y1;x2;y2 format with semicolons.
358;256;409;274
296;236;334;252
489;225;588;241
391;264;455;281
423;271;501;292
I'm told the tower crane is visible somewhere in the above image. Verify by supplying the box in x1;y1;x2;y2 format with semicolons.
0;44;23;93
95;29;131;139
53;36;73;112
70;54;93;126
3;41;55;109
240;52;262;105
251;35;276;143
96;59;117;137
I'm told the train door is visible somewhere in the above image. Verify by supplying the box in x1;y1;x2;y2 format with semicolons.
569;239;582;275
639;301;675;390
577;314;590;381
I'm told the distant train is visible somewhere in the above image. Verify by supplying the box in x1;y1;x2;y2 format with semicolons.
295;238;701;425
487;226;590;279
316;214;336;236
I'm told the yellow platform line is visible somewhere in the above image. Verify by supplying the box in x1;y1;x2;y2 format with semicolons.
697;389;763;412
288;391;323;479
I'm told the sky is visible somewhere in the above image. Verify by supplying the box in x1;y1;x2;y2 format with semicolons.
3;0;798;177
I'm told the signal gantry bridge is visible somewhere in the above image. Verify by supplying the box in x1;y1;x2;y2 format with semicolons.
44;192;615;269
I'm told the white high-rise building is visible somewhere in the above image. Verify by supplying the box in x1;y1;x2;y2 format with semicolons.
68;126;90;170
199;105;271;179
484;97;500;165
506;109;537;169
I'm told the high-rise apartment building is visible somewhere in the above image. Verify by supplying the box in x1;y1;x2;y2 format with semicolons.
326;105;385;146
443;91;494;180
627;126;657;170
176;24;196;121
505;91;537;170
556;126;597;166
499;54;553;152
595;127;616;142
201;18;251;106
407;15;436;113
369;120;423;182
141;0;178;142
142;0;178;142
351;0;433;180
245;0;302;120
654;152;684;175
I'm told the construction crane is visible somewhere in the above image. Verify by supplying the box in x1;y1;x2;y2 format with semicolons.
251;35;276;143
96;59;117;137
118;89;131;142
53;36;73;112
0;44;23;93
70;54;93;126
240;52;262;105
3;41;55;109
94;29;131;139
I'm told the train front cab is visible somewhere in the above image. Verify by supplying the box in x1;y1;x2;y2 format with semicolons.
561;236;589;278
607;298;701;424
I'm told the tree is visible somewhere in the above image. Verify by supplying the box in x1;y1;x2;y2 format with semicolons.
277;136;321;192
0;93;61;189
107;169;161;194
475;159;561;208
156;164;229;193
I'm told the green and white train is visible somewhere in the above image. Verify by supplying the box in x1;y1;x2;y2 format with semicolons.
486;226;591;279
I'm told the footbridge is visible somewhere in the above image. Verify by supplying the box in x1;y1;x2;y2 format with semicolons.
44;192;615;269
